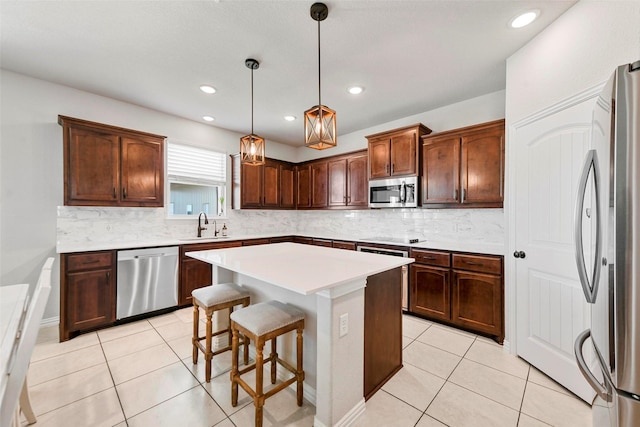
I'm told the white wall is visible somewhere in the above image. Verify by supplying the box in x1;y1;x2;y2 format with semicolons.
506;1;640;123
0;70;296;319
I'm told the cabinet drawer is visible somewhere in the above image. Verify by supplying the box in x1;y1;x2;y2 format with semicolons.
66;251;113;272
452;253;501;275
312;238;333;247
180;240;242;256
333;240;356;251
410;249;450;267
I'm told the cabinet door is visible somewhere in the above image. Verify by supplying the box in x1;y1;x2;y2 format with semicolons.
452;270;502;337
296;165;311;208
461;127;504;205
66;268;115;331
120;136;164;206
179;258;212;305
368;139;390;178
280;163;296;209
66;127;119;205
410;264;451;321
422;136;460;205
311;161;328;208
241;163;263;208
390;130;417;176
347;155;368;207
328;159;347;207
263;159;280;208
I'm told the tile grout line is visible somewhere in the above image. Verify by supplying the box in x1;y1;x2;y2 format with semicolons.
96;332;130;427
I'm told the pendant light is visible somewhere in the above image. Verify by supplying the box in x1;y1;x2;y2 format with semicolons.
304;2;337;150
240;58;266;165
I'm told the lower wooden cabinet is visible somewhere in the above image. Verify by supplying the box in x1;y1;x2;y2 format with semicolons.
60;251;116;341
179;241;242;305
409;249;504;342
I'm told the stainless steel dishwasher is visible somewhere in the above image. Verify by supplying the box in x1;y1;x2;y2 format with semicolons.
117;246;179;319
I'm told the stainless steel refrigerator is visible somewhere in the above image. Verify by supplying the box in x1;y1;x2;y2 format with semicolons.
574;61;640;427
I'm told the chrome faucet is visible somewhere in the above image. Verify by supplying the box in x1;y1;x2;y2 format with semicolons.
197;212;209;237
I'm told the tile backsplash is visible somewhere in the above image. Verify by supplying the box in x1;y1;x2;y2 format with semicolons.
57;206;504;247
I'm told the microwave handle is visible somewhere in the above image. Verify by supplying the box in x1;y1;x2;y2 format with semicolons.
401;181;406;203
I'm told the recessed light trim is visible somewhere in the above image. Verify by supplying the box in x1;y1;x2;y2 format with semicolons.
510;10;539;28
348;86;364;95
199;85;216;94
202;116;215;122
284;115;296;122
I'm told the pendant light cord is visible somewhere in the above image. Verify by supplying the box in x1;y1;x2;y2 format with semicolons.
250;68;254;134
317;16;321;108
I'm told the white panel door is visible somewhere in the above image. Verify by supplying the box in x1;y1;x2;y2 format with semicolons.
513;98;595;402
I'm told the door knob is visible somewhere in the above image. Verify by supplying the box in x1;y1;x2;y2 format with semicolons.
513;251;526;259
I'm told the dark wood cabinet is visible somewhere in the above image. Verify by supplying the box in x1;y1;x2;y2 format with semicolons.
59;115;165;207
296;164;311;208
311;161;328;208
366;124;431;179
270;236;295;243
422;119;504;208
280;162;296;208
60;251;116;341
293;236;313;245
364;267;403;400
312;238;333;247
242;238;271;246
451;253;503;340
328;152;368;208
409;248;504;343
332;240;356;250
232;156;296;210
179;241;242;305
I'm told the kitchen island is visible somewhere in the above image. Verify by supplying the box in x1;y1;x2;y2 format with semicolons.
186;242;413;427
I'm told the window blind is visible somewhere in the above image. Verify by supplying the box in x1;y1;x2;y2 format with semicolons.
167;143;226;185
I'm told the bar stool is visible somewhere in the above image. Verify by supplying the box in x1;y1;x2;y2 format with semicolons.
230;300;305;427
191;283;251;382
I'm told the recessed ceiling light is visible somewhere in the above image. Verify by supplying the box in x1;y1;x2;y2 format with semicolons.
202;116;215;122
199;85;216;94
510;10;539;28
284;115;296;122
348;86;364;95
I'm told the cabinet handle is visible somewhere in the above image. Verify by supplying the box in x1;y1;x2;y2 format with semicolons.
422;256;436;260
462;188;466;203
463;260;481;266
113;188;117;199
386;164;389;174
122;188;127;199
82;259;100;265
454;189;458;200
106;271;110;281
392;163;395;173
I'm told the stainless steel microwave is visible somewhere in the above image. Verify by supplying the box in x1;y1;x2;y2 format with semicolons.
368;176;419;208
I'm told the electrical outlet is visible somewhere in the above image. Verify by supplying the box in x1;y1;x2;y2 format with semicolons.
339;313;348;337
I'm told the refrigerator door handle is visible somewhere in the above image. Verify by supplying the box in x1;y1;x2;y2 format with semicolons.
574;329;610;400
574;149;602;303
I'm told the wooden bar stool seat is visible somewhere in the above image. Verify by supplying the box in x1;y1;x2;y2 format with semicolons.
230;300;305;427
191;283;250;382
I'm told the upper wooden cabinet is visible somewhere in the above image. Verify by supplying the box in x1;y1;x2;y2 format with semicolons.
328;151;368;208
231;155;296;210
296;164;312;208
311;160;329;208
366;124;432;179
59;115;165;207
422;119;504;208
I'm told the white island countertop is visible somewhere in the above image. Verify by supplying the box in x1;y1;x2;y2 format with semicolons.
186;242;413;295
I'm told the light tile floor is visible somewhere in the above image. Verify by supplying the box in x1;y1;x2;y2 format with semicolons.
22;309;592;427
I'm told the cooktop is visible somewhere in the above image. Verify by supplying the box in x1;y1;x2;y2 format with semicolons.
362;236;425;244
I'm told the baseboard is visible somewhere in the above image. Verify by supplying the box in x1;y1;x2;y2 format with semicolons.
313;397;366;427
41;316;59;328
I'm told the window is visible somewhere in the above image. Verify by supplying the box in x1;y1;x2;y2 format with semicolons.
167;142;227;217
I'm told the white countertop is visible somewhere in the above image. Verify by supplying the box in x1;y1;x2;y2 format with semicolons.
186;242;414;295
57;232;504;256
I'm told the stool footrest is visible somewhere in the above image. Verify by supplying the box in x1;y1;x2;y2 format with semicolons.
264;377;297;401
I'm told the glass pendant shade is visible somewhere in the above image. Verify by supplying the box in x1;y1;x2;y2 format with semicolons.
304;104;336;150
240;134;265;165
240;58;265;165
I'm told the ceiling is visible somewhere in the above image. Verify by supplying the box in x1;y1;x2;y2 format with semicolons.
1;1;576;146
